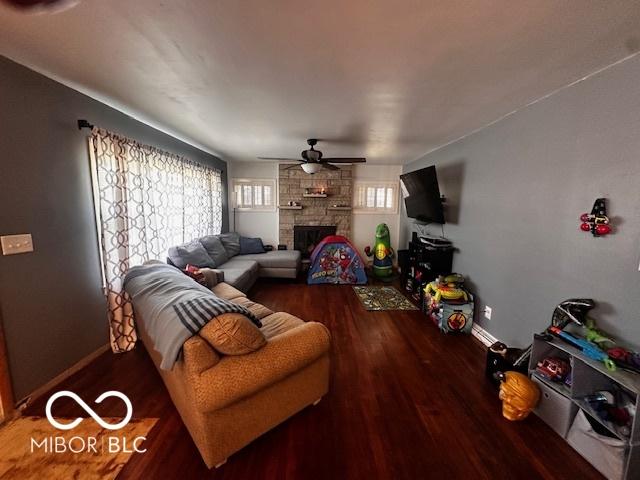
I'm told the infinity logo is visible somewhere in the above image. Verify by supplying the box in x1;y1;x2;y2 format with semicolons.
45;391;133;431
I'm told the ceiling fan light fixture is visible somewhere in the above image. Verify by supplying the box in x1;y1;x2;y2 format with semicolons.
301;163;322;174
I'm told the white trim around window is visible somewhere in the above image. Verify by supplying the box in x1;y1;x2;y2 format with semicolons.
232;178;277;211
353;180;399;214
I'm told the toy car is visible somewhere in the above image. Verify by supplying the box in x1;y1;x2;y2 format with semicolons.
536;357;571;382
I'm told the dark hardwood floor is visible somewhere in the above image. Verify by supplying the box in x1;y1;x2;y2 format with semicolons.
25;280;602;479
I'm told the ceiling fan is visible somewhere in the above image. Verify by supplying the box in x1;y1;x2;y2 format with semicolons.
259;139;366;174
2;0;80;13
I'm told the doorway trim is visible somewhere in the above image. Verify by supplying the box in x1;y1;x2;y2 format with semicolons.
0;306;14;423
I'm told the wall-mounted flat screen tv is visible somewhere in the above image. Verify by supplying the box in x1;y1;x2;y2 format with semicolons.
400;165;445;224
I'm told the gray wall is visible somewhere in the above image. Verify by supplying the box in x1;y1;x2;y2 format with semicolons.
0;56;228;400
401;54;640;349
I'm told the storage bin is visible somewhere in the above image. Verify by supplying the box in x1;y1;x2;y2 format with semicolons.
532;376;577;438
567;410;627;480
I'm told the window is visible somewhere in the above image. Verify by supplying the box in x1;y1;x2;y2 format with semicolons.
353;181;399;213
232;179;276;211
89;128;223;352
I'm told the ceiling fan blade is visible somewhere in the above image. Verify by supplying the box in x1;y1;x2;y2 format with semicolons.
284;164;302;170
321;163;340;170
323;157;366;163
258;157;304;162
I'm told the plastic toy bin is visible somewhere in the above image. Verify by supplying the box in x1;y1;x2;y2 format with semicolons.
567;410;628;480
531;376;577;438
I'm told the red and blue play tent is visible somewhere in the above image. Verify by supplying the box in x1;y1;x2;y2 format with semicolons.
307;235;367;285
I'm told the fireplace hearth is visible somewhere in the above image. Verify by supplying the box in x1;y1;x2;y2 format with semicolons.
294;225;337;259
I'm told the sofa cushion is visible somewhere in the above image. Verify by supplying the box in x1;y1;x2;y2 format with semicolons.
211;282;246;301
239;236;266;254
238;250;301;269
218;232;241;257
260;312;305;340
199;313;266;355
199;235;229;267
231;297;274;320
168;241;216;269
216;258;259;291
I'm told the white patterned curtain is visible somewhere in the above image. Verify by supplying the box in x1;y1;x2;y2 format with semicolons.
90;128;223;353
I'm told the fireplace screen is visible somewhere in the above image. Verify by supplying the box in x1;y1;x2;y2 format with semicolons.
294;225;337;259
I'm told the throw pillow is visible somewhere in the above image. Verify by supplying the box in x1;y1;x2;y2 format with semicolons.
199;313;266;355
199;235;229;267
168;241;215;269
218;232;241;257
239;236;266;255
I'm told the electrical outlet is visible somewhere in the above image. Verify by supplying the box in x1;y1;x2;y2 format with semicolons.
484;306;492;320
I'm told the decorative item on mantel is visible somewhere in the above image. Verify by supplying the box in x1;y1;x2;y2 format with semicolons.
328;204;352;211
280;200;302;210
303;187;327;198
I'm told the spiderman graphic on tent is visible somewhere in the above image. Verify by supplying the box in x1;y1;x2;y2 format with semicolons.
308;235;367;285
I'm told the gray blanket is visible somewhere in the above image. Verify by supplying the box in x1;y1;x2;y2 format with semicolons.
124;263;260;370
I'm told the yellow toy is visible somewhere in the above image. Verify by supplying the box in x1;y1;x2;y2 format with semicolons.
498;371;540;421
424;274;469;303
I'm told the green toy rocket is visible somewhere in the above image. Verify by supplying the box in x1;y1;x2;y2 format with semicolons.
365;223;394;280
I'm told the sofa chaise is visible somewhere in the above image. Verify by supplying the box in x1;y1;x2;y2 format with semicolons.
167;232;301;292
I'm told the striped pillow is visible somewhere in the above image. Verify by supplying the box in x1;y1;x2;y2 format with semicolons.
172;296;262;336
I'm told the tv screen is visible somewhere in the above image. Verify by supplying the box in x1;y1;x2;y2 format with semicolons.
400;166;445;224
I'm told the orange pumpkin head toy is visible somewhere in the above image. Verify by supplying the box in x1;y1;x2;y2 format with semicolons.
498;371;540;421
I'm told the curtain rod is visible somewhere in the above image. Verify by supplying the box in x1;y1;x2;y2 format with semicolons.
77;119;94;130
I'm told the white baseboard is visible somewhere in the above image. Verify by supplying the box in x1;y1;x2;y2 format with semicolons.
471;323;498;348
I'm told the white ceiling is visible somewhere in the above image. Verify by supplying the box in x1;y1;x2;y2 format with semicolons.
1;1;639;164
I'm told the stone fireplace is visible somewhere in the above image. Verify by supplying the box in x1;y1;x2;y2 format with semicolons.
279;164;352;251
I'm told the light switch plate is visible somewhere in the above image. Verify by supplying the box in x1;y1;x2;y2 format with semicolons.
1;234;34;255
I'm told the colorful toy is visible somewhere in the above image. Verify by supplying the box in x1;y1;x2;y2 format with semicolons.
536;357;571;382
607;347;640;373
513;298;596;368
582;318;640;373
307;235;367;285
364;223;394;281
584;318;616;349
548;326;616;371
423;274;474;334
497;371;540;421
424;274;469;303
580;198;612;236
583;389;633;436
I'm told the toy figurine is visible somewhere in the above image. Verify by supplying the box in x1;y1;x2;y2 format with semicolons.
364;223;394;281
580;198;612;236
584;318;616;349
497;371;540;421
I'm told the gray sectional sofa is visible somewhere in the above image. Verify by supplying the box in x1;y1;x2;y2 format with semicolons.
167;232;301;292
